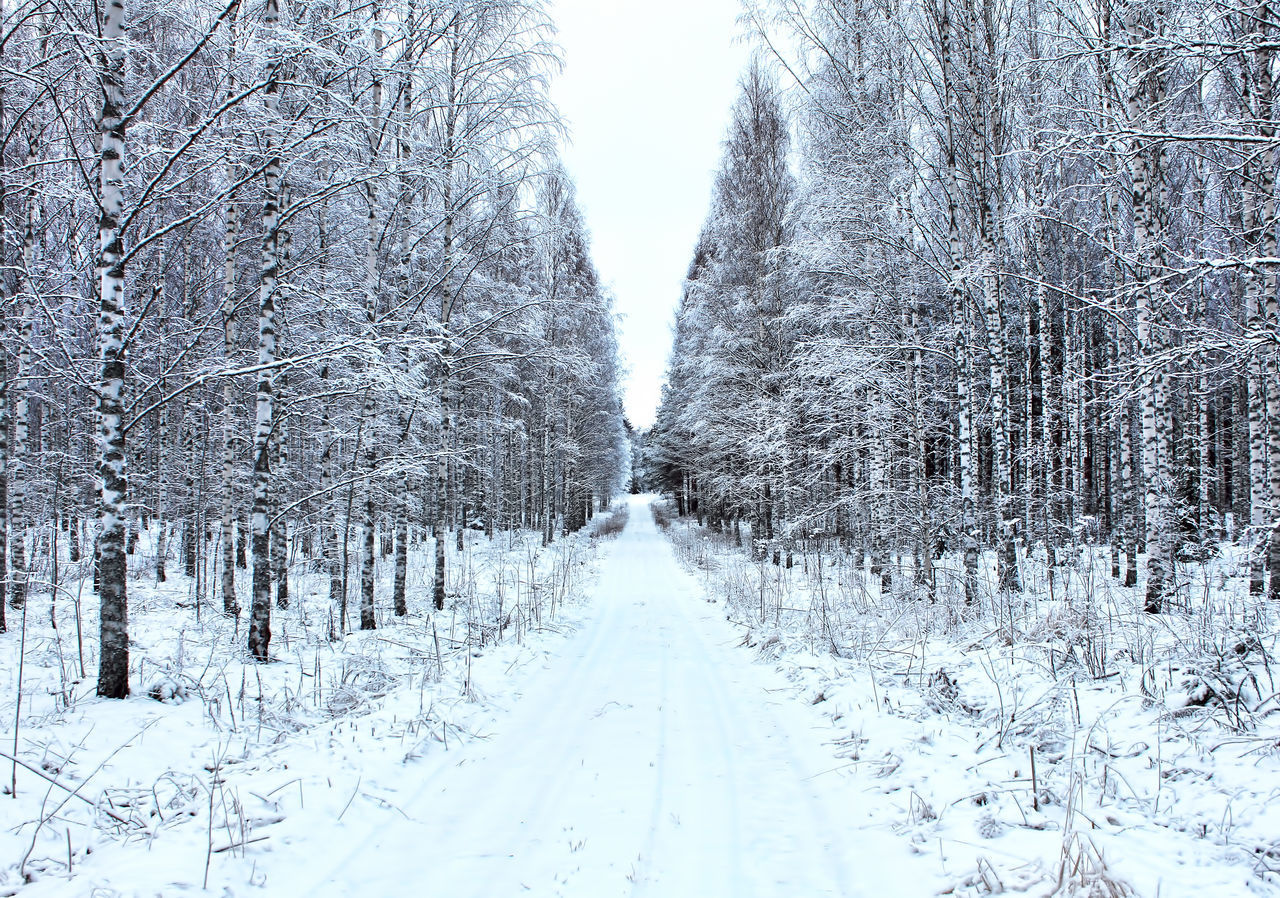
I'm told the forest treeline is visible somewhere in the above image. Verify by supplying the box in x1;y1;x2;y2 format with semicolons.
0;0;628;696
652;0;1280;610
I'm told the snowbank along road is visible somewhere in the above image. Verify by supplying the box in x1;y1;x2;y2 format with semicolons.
308;494;915;897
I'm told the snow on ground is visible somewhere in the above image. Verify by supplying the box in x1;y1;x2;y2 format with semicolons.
5;495;1279;897
298;492;914;898
659;503;1280;897
0;514;613;897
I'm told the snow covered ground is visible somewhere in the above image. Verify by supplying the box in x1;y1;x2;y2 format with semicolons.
1;515;609;896
659;503;1280;897
4;494;1279;896
299;492;913;898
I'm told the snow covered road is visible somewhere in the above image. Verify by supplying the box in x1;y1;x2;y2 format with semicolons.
307;495;913;898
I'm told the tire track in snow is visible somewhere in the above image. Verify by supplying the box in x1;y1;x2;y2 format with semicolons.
647;581;749;898
414;573;642;897
308;561;630;898
298;495;904;897
628;614;668;896
676;592;856;896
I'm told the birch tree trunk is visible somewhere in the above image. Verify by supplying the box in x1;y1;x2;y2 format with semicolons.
0;55;8;632
1196;377;1212;538
1265;277;1280;604
435;365;453;610
1023;299;1034;539
934;0;979;606
1036;260;1057;567
1124;2;1173;612
1255;5;1280;602
155;374;168;583
1267;360;1280;603
320;403;343;635
948;171;978;606
433;28;460;613
10;243;32;611
248;0;281;662
1246;123;1269;596
182;417;197;577
273;372;289;610
1118;345;1138;586
96;0;131;697
315;206;344;632
360;469;376;628
911;307;934;598
390;22;415;619
0;323;7;633
358;6;384;629
1065;304;1083;529
392;448;410;617
1096;14;1136;582
10;170;39;610
219;1;240;618
981;206;1019;593
973;2;1019;594
150;254;168;586
869;390;888;594
357;393;376;630
221;197;239;615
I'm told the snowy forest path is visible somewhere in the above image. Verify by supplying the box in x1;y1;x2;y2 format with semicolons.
308;494;909;897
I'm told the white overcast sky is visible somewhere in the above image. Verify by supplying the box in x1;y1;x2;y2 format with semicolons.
549;0;753;429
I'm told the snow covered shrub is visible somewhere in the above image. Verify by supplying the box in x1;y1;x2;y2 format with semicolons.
326;653;399;717
1164;632;1272;730
926;668;960;711
146;675;188;704
1026;603;1115;680
649;501;674;531
721;560;761;615
1053;834;1132;898
589;503;629;540
975;813;1005;839
754;631;784;660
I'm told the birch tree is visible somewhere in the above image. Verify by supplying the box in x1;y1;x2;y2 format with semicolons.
248;0;281;662
95;0;131;698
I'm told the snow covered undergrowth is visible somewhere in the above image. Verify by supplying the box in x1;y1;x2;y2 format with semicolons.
0;515;623;896
657;504;1280;898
